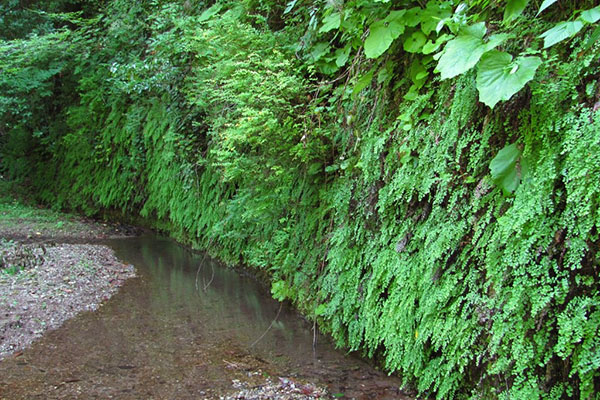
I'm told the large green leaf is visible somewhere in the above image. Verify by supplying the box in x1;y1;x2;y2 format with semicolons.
476;50;541;108
319;12;341;33
437;23;506;80
504;0;529;23
403;31;427;53
364;11;406;59
540;21;584;48
536;0;558;16
490;142;522;194
580;6;600;24
364;22;394;59
437;23;486;79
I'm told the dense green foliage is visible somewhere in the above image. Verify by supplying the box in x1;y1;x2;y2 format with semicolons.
1;0;599;398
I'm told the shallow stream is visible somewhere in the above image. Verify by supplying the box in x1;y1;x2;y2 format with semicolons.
0;235;407;399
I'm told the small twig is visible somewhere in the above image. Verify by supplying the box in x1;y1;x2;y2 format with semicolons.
249;303;283;348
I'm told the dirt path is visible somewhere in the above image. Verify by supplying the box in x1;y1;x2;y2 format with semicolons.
0;192;139;361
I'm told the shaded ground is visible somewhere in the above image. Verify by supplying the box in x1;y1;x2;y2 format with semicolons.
0;200;139;242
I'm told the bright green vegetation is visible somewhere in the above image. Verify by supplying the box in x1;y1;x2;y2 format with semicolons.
1;0;599;398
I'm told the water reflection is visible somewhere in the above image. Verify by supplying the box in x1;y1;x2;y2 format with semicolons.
111;235;314;360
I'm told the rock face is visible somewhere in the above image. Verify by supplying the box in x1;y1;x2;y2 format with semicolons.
0;241;136;360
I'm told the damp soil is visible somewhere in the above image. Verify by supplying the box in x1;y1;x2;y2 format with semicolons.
0;235;409;399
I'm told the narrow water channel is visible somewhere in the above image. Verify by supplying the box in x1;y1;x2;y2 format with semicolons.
0;235;406;399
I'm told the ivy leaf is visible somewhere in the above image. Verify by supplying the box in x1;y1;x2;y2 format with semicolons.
580;6;600;24
364;12;406;59
437;23;494;80
319;12;341;33
489;143;522;194
504;0;529;23
403;31;427;53
536;0;558;16
540;21;584;48
476;50;541;108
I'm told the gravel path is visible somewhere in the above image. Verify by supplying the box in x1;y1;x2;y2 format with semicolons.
0;241;135;360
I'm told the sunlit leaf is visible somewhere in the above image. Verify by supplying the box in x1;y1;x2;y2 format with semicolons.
580;6;600;24
536;0;558;16
283;0;298;14
476;50;541;108
319;12;341;33
437;23;488;80
540;21;584;48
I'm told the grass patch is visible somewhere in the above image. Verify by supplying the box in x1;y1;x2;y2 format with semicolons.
0;179;77;225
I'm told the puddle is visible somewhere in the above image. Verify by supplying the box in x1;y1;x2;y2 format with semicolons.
0;235;408;399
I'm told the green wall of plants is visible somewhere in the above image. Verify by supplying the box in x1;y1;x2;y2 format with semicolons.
1;0;599;398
